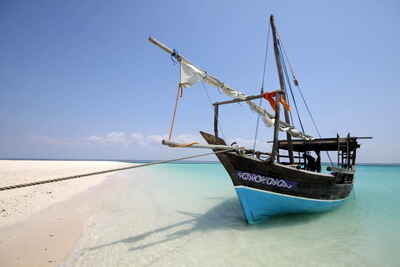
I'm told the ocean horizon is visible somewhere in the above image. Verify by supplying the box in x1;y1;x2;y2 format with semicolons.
1;158;400;166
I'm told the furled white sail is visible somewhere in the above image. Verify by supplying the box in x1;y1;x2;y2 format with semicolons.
180;61;312;140
180;62;203;87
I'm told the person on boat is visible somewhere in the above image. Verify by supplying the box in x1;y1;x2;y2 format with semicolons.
305;153;317;172
315;150;321;172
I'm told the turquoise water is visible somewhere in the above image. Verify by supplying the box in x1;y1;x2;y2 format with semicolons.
68;163;400;267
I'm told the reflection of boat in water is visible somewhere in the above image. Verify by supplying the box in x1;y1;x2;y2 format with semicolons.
149;15;371;224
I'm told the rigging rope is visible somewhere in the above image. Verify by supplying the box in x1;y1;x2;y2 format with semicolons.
167;57;185;141
296;82;334;166
295;84;321;137
275;31;321;137
168;85;183;140
279;44;305;133
277;30;334;166
201;80;213;104
0;148;234;192
276;32;299;86
283;87;295;129
253;23;271;152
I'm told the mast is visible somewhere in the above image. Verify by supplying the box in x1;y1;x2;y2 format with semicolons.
270;15;294;163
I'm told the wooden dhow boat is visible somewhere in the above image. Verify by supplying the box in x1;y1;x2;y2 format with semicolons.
149;15;371;224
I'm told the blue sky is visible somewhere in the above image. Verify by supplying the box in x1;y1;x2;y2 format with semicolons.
0;0;398;162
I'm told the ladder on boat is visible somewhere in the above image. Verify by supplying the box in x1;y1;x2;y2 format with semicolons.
337;133;354;169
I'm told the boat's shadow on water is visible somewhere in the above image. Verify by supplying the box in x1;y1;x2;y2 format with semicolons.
89;198;326;252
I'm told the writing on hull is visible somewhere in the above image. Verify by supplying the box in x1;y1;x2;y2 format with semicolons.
236;171;297;190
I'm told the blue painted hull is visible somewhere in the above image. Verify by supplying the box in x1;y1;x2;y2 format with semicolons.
235;186;347;224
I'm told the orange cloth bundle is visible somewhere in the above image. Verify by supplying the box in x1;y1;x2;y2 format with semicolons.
262;91;291;112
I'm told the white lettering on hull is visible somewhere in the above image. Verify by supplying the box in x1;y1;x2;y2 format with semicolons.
236;171;297;190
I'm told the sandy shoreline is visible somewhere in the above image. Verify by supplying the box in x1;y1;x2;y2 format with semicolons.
0;160;136;267
0;160;134;227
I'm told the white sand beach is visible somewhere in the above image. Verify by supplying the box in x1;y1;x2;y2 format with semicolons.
0;160;136;267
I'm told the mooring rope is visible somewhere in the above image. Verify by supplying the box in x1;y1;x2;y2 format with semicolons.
0;148;234;192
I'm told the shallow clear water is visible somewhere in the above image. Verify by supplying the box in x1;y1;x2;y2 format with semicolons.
66;163;400;267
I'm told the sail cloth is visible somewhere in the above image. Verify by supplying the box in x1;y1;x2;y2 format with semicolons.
180;63;203;87
179;61;312;140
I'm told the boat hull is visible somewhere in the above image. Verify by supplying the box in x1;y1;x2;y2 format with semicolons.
200;131;353;224
235;185;347;224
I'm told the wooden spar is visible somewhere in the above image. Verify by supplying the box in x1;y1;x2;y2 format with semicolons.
148;37;175;56
162;139;273;157
213;91;282;106
162;139;238;150
270;15;294;164
148;37;222;87
213;91;286;140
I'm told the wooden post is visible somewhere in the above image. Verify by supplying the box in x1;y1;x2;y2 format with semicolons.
272;98;281;161
352;147;357;167
346;133;351;169
316;150;321;172
337;133;340;166
270;15;294;164
214;104;219;138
